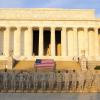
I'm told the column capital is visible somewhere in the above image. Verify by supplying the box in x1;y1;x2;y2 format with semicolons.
73;27;77;31
62;27;66;31
39;26;44;29
51;27;55;30
84;27;88;30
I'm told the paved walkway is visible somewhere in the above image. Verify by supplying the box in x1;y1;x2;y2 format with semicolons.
0;93;99;100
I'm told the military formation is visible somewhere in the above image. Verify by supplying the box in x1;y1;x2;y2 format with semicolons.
0;69;100;92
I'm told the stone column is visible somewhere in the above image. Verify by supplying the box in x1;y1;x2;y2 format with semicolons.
95;28;99;57
73;28;78;56
61;27;66;56
24;27;33;57
4;27;10;56
14;27;21;56
39;27;43;56
51;27;55;57
84;28;89;56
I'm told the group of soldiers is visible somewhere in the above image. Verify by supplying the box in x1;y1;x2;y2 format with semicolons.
0;69;100;92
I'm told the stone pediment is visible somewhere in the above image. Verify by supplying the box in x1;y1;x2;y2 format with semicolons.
0;8;95;21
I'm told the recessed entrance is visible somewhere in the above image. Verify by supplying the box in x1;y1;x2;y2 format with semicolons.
43;29;51;56
33;29;39;56
55;29;61;56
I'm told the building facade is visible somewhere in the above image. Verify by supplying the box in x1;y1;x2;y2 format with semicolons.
0;8;100;63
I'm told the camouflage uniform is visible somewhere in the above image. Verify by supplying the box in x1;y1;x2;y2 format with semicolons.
93;71;100;91
3;70;8;90
71;70;77;91
77;70;85;90
33;71;39;90
64;70;70;91
11;71;16;91
25;72;31;90
85;70;93;89
48;71;55;90
56;71;63;91
19;71;24;90
41;72;47;90
0;71;3;90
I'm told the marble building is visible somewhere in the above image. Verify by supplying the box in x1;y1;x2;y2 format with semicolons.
0;8;100;69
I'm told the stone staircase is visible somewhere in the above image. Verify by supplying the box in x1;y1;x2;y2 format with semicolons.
88;61;100;70
13;60;81;71
14;61;34;70
56;61;81;70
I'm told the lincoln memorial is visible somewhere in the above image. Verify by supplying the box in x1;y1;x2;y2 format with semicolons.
0;8;100;70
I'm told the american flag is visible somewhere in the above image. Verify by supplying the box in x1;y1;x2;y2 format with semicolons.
35;59;55;69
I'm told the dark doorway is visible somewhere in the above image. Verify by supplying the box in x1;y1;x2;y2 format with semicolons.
43;30;51;56
33;29;39;56
55;30;61;56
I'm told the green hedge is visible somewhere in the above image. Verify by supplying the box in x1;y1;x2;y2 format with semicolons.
95;66;100;70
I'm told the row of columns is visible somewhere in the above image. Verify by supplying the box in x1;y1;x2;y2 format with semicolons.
2;27;100;58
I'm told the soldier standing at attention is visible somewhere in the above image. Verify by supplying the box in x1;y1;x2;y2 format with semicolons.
77;70;85;91
48;71;56;91
19;70;24;91
25;71;31;90
56;70;63;92
0;70;3;91
71;70;77;91
11;70;16;91
33;71;39;91
3;69;8;91
85;70;93;90
41;72;46;91
64;70;70;91
93;70;100;91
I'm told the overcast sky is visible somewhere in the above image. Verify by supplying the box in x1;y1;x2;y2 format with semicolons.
0;0;100;17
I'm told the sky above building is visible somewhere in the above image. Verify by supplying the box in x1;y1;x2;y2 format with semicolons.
0;0;100;17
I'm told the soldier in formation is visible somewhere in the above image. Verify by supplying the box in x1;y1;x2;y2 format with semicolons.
33;71;39;91
18;70;24;91
56;71;63;91
11;70;16;91
48;71;56;90
92;70;100;91
3;69;8;90
71;70;77;91
85;70;93;89
63;70;70;91
0;69;99;92
77;70;85;91
41;72;47;90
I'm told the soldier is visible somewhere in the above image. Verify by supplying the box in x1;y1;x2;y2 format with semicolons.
33;71;39;91
64;70;70;91
15;71;20;90
11;70;16;91
41;72;47;91
25;71;31;90
93;71;100;91
48;71;56;90
19;70;24;91
0;70;3;91
56;70;63;91
30;71;34;90
85;70;93;89
3;69;8;90
71;70;77;91
77;70;85;91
